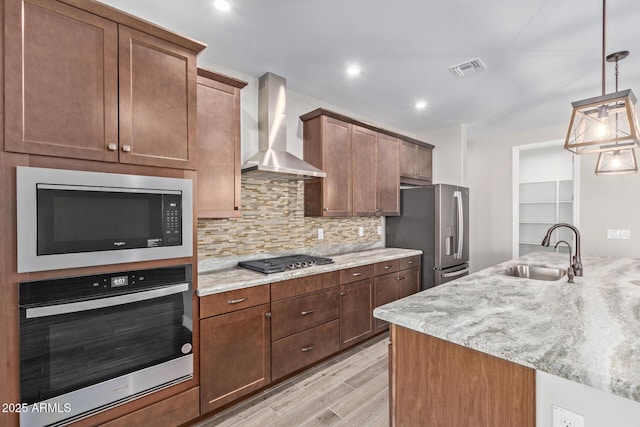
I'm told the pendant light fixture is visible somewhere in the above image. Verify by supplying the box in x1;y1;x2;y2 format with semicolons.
595;51;638;174
564;0;640;155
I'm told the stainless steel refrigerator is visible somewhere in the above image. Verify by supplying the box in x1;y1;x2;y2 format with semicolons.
386;184;469;290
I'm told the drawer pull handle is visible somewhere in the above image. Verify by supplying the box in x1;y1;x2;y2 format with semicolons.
352;272;362;277
384;266;391;269
301;310;315;316
301;345;315;352
408;261;415;265
227;297;248;304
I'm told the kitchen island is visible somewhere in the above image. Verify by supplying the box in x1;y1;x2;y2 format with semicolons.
374;252;640;426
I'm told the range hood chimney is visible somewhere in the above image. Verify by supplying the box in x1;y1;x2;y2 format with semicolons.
241;72;326;180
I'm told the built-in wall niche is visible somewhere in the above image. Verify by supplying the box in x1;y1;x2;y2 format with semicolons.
514;143;578;257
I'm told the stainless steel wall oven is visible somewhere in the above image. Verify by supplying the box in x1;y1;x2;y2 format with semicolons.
19;265;193;427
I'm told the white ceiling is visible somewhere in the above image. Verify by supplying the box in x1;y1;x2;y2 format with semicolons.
99;0;640;141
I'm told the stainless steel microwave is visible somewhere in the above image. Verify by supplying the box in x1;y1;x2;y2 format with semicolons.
17;167;193;273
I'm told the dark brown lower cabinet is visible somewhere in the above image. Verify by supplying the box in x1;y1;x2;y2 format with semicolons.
200;303;271;413
396;267;420;300
390;325;535;427
339;279;374;348
271;319;340;381
373;272;397;333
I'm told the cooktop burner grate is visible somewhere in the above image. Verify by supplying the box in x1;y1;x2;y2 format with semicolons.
237;255;334;274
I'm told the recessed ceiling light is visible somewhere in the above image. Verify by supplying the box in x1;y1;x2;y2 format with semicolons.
346;65;361;77
213;0;231;12
415;100;427;110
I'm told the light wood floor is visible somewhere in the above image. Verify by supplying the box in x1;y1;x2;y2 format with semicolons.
195;333;390;427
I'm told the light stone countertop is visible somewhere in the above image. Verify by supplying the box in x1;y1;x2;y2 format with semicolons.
197;247;423;297
373;251;640;403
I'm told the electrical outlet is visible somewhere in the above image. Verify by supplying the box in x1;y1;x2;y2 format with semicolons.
377;225;382;235
358;226;364;237
317;228;324;240
552;405;584;427
607;229;631;239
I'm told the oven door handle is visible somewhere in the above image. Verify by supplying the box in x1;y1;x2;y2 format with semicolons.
25;283;190;319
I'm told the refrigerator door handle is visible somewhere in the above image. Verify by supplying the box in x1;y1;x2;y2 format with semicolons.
441;267;470;278
454;190;463;259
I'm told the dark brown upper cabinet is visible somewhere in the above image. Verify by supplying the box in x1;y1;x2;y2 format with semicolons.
301;109;432;217
400;139;433;185
196;68;247;218
4;0;205;170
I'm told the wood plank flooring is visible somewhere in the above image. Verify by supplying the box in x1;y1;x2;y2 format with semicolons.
195;333;390;427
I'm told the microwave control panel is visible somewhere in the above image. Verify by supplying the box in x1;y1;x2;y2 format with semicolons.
163;194;182;245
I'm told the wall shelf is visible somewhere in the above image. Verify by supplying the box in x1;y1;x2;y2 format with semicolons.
519;180;574;256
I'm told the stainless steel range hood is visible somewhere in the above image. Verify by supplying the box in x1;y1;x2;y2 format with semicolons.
241;72;326;180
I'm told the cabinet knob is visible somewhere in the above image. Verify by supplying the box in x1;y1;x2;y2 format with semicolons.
301;344;315;352
323;208;330;212
340;291;346;296
227;297;248;304
122;145;131;152
107;143;117;151
265;312;272;319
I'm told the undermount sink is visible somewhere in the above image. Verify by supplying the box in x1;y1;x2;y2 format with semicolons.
502;264;567;281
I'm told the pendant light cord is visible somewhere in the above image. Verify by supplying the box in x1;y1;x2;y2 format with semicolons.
602;0;606;96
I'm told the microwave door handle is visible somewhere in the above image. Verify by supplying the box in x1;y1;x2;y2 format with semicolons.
454;191;463;260
25;282;190;319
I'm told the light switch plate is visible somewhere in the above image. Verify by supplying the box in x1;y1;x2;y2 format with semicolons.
607;229;631;239
358;226;364;237
377;226;382;235
317;228;324;240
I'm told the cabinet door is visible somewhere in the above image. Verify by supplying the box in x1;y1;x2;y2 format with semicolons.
339;279;373;349
4;0;119;161
322;117;352;216
416;145;433;182
118;26;197;169
377;134;400;216
397;267;420;300
200;304;271;413
197;76;241;218
373;273;397;333
399;140;416;178
351;125;377;216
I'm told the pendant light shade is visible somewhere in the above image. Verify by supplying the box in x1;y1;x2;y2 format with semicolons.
565;89;640;154
595;148;638;174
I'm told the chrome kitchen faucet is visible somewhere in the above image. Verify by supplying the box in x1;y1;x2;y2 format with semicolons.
541;223;583;277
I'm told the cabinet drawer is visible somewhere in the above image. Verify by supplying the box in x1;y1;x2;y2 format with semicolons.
374;259;399;276
200;285;270;318
399;255;421;271
271;288;339;341
340;264;374;284
271;271;340;301
271;319;340;381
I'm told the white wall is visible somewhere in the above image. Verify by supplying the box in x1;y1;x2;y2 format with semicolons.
469;122;640;272
579;153;640;257
536;371;640;427
196;61;414;164
467;124;567;271
418;125;467;186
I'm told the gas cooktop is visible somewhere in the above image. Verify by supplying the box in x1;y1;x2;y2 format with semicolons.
237;255;334;274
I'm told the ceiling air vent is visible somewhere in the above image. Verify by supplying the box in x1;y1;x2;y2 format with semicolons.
448;57;487;77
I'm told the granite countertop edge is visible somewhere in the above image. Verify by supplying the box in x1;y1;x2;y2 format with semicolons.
373;251;640;403
197;247;423;297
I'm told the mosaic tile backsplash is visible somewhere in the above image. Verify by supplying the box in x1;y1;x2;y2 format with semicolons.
197;176;383;263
